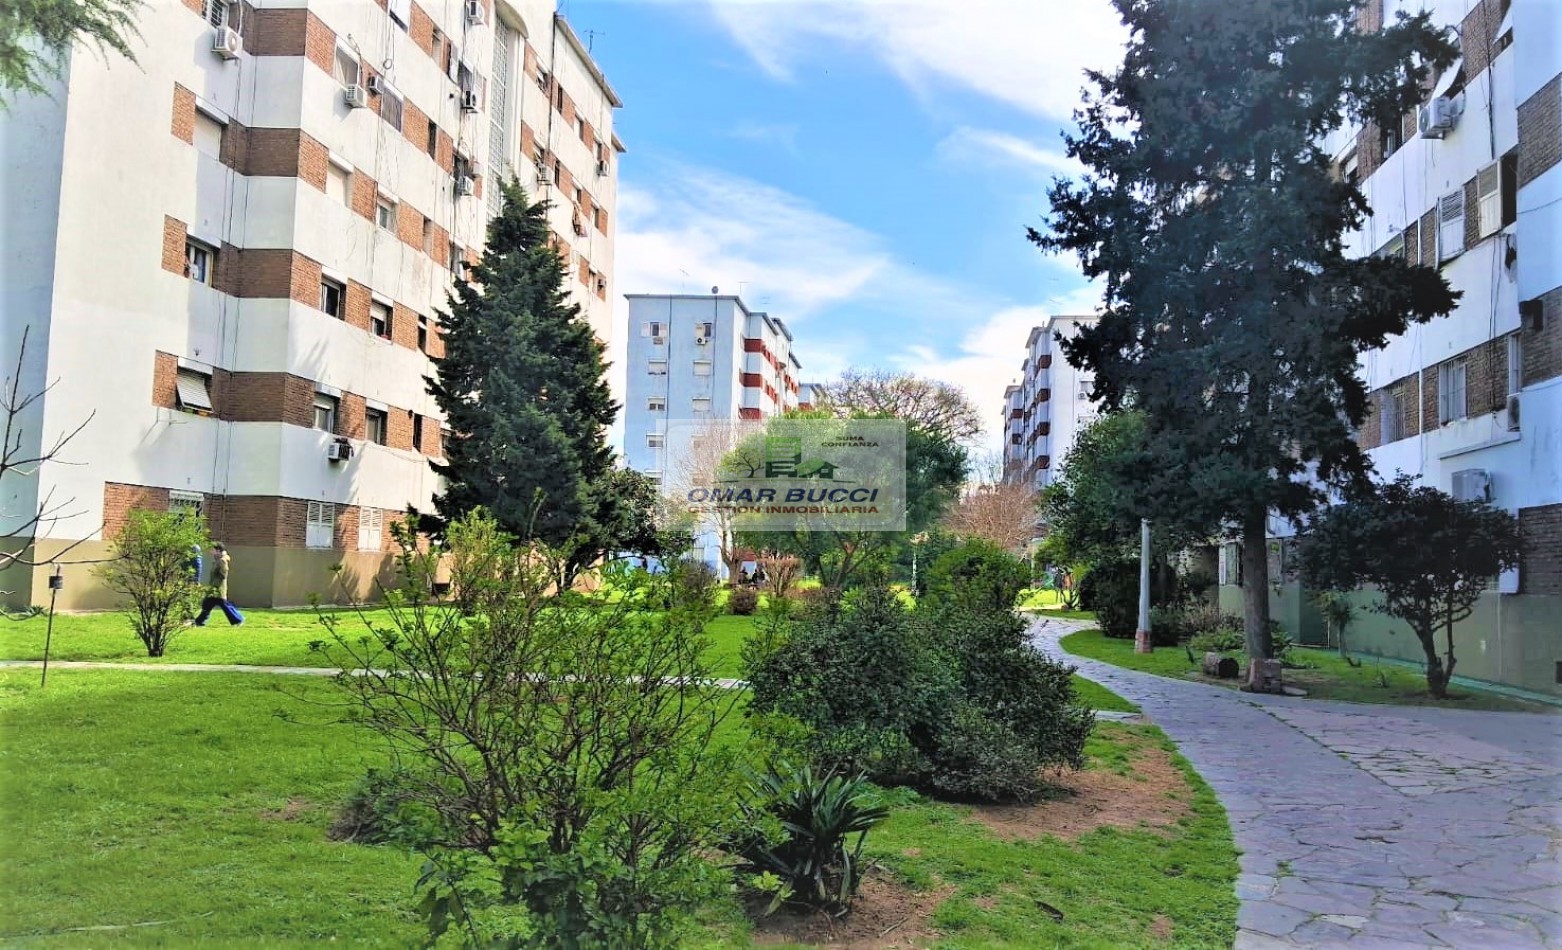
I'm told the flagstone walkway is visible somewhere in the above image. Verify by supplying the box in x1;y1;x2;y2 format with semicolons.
1031;617;1562;949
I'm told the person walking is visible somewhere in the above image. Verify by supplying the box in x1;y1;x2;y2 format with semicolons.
193;542;244;627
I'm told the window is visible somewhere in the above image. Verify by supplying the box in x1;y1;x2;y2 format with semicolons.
1508;335;1522;396
1077;377;1093;401
647;397;666;412
693;360;713;377
358;507;384;552
388;0;411;30
333;46;359;87
370;300;391;339
643;321;665;341
647;433;665;448
184;239;214;284
376;197;396;231
203;0;228;27
1380;387;1403;443
365;407;387;445
175;367;214;414
648;360;668;376
313;393;339;432
692;396;712;414
412;413;424;451
325;161;351;206
1378;232;1406;260
1438;361;1467;424
422;218;435;255
1339;150;1359;186
417;314;429;352
193;110;224;158
1437;189;1465;262
319;278;344;318
1381;121;1402;160
426;121;439;159
306;501;336;549
170;490;205;521
379;84;404;132
1476;162;1502;239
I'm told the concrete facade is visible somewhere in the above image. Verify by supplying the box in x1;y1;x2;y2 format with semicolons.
621;294;809;573
1001;315;1101;490
0;0;622;608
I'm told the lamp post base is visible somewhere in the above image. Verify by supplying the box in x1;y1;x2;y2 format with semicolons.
1134;629;1153;653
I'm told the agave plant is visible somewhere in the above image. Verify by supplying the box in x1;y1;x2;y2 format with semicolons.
728;763;890;915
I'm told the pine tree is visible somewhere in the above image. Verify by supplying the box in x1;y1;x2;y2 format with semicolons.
429;181;616;552
1034;0;1458;680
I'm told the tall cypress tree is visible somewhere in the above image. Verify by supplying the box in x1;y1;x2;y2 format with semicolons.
1034;0;1458;677
429;181;616;548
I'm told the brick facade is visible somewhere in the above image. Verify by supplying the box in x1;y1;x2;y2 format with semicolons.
1517;76;1561;189
1458;0;1506;81
152;351;179;409
1518;504;1562;596
340;393;367;440
170;84;195;144
222;373;319;428
161;216;188;275
1522;285;1562;387
103;483;171;538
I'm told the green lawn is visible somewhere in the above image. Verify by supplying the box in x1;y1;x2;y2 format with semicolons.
0;668;1232;947
1059;628;1560;714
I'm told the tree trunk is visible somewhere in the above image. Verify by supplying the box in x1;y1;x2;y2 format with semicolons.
1416;628;1448;698
1240;508;1274;660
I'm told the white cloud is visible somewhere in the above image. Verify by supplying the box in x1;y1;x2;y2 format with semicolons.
705;0;1127;121
936;126;1080;177
726;120;801;154
887;283;1103;455
607;161;1100;455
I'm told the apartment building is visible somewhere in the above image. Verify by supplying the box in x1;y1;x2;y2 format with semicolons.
1214;0;1562;696
0;0;623;609
1001;316;1102;491
621;294;810;573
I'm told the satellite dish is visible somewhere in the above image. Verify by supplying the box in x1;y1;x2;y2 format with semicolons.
711;286;719;295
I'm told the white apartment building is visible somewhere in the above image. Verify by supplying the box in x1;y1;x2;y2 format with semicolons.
621;294;810;572
0;0;623;609
1001;315;1102;490
1215;0;1561;696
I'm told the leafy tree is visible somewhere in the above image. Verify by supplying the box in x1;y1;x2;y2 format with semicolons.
0;0;141;105
95;508;207;657
1035;0;1459;676
811;369;983;444
1298;475;1522;698
922;539;1030;615
315;511;749;947
567;466;689;582
428;182;617;576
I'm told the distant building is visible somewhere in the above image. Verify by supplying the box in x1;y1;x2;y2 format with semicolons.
0;0;623;608
621;294;809;573
1001;316;1102;490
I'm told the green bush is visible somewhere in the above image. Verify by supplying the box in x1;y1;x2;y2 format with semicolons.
729;586;759;615
922;539;1030;614
1188;627;1246;654
746;586;1093;802
727;765;889;915
328;767;442;847
1079;560;1185;638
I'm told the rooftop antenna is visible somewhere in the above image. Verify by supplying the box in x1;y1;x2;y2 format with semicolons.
583;28;604;53
678;269;691;294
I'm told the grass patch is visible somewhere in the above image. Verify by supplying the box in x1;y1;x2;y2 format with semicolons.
1;663;1228;947
1060;629;1559;714
1070;675;1139;713
0;670;422;944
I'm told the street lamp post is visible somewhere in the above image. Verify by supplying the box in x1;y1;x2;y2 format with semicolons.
1134;518;1153;654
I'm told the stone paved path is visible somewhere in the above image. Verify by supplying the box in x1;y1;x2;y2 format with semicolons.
1030;616;1562;949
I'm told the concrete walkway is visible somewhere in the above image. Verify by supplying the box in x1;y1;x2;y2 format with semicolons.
1031;617;1562;949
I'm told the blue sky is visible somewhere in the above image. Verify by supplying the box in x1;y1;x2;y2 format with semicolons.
569;0;1128;450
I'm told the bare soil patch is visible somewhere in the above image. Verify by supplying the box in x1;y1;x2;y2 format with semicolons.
751;869;953;948
259;797;312;822
969;741;1190;842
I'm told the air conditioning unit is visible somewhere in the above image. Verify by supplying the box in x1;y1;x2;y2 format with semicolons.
1451;468;1492;504
464;0;484;25
596;160;610;175
454;175;475;196
1418;96;1461;139
595;277;607;293
327;440;354;463
536;70;550;92
535;163;552;184
1506;393;1522;431
460;90;480;112
366;75;383;94
343;83;368;108
212;26;242;60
